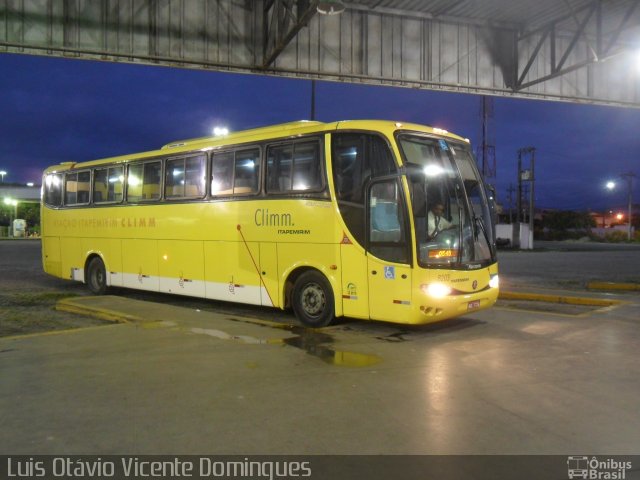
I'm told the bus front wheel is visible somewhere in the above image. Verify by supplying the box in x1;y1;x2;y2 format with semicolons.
292;271;335;328
86;256;108;295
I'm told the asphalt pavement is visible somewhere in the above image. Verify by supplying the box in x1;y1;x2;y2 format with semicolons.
0;239;639;458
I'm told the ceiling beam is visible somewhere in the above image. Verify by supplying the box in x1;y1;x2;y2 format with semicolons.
262;0;317;68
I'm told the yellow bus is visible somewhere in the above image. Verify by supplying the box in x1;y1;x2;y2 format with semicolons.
41;120;499;327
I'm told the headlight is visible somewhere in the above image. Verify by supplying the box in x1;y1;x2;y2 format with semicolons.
489;274;499;289
421;283;452;298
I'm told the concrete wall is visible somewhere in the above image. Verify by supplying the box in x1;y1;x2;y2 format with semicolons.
496;223;533;250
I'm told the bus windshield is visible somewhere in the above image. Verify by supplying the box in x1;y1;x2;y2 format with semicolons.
398;134;495;269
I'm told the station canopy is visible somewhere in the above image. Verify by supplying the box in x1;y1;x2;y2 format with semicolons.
1;0;639;106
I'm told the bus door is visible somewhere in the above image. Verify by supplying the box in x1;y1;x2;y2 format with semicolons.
366;179;413;320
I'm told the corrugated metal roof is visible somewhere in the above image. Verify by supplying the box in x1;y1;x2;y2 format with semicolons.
346;0;640;39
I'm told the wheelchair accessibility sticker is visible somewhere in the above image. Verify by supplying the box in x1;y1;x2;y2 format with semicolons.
384;266;395;280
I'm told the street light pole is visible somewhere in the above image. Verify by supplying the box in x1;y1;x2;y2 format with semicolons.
3;197;18;237
621;172;635;241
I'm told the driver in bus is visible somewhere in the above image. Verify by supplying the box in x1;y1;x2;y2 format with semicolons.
427;202;454;239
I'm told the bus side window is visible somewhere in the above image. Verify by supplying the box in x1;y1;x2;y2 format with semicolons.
65;171;90;206
166;155;206;198
234;148;260;195
267;140;322;193
185;155;206;197
267;144;293;192
127;161;161;202
127;164;144;201
332;133;397;246
65;173;78;205
369;180;409;264
143;162;161;200
94;166;123;203
211;151;234;195
94;169;108;203
165;158;185;198
292;141;321;191
44;173;63;207
76;171;91;204
111;166;124;202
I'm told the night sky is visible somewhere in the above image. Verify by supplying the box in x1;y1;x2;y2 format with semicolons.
1;52;638;212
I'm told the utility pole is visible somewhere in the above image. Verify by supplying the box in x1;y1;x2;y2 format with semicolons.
477;96;496;180
522;184;530;223
517;147;536;249
507;184;516;224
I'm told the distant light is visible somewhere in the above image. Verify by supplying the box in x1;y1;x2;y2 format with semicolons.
317;0;345;15
616;213;624;220
3;197;17;206
606;181;616;190
0;170;6;182
26;182;34;187
213;126;229;137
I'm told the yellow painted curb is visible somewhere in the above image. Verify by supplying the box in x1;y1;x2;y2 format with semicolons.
499;291;621;307
55;299;142;323
0;323;123;341
587;282;640;292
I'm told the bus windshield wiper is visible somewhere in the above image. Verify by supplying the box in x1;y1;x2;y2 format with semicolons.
474;214;491;247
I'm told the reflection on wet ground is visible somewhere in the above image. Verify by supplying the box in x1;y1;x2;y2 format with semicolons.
224;317;381;367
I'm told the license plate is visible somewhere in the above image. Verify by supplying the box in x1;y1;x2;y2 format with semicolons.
467;300;481;310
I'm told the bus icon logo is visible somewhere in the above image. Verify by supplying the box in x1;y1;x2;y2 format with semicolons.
567;456;589;479
384;266;395;280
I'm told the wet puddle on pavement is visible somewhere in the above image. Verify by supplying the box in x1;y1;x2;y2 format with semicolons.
218;317;382;367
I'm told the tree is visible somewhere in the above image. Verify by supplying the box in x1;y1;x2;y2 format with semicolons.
542;210;595;231
540;210;595;240
0;202;40;232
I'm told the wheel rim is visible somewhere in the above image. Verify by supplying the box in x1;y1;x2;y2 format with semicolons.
301;282;325;317
90;261;104;291
93;269;103;289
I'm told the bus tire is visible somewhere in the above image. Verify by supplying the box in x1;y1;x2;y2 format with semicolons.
292;271;335;328
86;256;108;295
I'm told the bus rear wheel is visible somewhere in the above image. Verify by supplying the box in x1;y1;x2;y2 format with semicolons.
86;256;108;295
292;271;335;328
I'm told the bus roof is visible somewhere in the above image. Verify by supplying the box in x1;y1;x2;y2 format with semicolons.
161;120;324;150
43;120;468;174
